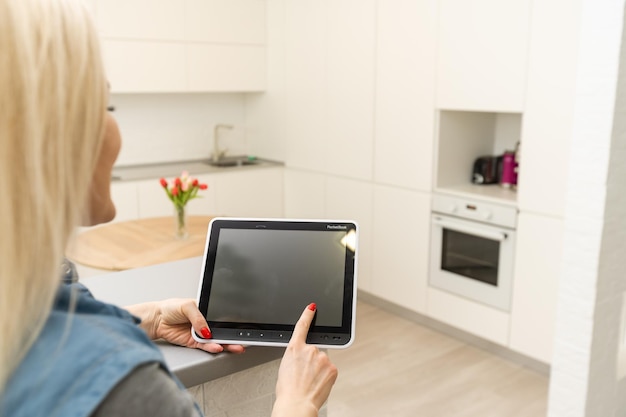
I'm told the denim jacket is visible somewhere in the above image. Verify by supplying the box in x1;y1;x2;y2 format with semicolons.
0;276;179;417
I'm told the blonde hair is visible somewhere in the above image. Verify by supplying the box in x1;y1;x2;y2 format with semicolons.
0;0;107;392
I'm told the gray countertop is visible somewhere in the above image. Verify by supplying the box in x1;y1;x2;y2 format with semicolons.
112;157;283;182
80;257;284;388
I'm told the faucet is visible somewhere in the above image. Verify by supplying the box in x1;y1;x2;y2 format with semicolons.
213;124;234;163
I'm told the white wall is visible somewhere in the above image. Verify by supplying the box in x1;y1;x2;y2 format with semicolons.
111;93;247;166
548;1;626;416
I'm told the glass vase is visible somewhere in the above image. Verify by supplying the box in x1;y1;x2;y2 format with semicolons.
174;205;188;240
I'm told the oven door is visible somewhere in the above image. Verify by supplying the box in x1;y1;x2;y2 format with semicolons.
429;214;515;311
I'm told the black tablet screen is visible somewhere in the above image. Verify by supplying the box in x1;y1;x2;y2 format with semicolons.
205;228;346;327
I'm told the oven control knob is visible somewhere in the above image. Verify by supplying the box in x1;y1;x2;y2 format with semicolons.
448;205;458;213
482;211;493;220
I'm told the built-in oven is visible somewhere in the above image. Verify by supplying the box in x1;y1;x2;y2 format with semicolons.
429;194;517;312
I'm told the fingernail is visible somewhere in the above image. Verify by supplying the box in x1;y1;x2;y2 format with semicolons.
308;303;317;311
201;327;212;338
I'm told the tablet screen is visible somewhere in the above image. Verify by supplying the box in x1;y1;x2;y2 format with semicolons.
195;218;358;348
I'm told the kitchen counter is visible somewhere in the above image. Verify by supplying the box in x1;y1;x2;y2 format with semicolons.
112;156;283;182
80;256;285;388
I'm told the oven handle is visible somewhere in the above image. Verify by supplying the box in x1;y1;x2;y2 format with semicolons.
432;218;508;242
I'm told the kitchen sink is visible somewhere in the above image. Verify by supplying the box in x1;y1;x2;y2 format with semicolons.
204;156;260;168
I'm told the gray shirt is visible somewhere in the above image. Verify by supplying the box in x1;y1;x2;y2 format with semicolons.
91;362;201;417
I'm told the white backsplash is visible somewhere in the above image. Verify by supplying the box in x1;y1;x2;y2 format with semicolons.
110;93;248;167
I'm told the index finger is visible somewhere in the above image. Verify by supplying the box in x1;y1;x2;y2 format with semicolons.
289;303;317;346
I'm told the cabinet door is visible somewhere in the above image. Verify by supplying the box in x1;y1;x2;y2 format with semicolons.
214;168;283;217
371;186;431;313
186;45;266;92
374;0;436;191
428;288;510;345
517;0;582;217
184;0;266;44
97;0;185;40
436;0;531;112
326;177;374;293
283;1;327;171
509;212;564;363
102;41;187;93
110;182;139;223
283;169;326;219
324;0;376;181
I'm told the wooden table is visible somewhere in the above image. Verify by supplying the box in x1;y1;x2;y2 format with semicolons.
66;216;213;271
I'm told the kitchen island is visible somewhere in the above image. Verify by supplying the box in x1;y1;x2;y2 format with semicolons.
81;257;327;416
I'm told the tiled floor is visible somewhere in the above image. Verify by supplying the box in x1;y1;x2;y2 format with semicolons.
328;301;549;417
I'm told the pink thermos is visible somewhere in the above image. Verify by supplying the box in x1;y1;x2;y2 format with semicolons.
500;150;518;188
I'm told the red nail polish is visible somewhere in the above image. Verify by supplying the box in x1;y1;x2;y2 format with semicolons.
308;303;317;311
201;327;212;338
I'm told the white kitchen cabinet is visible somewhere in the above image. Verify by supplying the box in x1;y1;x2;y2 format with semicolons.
371;186;431;313
213;168;283;218
326;177;374;293
110;182;139;223
509;212;564;363
283;0;375;181
374;0;436;192
96;0;267;93
324;0;376;181
283;169;326;219
427;288;510;345
283;1;327;172
517;0;582;217
102;41;187;93
186;45;266;92
184;0;266;44
436;0;531;112
97;0;185;41
112;168;281;222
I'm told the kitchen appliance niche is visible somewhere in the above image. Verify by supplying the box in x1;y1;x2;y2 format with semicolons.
434;110;522;206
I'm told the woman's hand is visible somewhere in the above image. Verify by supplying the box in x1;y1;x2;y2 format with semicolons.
272;303;338;417
125;298;245;354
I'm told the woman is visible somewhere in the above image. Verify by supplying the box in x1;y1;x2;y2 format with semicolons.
0;1;337;416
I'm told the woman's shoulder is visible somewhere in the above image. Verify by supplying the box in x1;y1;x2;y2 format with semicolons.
0;283;171;417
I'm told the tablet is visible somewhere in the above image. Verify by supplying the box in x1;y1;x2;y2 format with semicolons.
192;217;358;349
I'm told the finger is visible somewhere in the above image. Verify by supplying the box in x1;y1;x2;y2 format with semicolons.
195;343;224;354
180;299;212;339
289;303;316;346
194;343;245;354
223;344;246;354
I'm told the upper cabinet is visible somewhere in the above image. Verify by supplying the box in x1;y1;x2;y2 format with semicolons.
283;0;376;182
97;0;185;40
374;0;437;192
96;0;267;93
436;0;531;112
184;0;266;44
517;0;582;217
